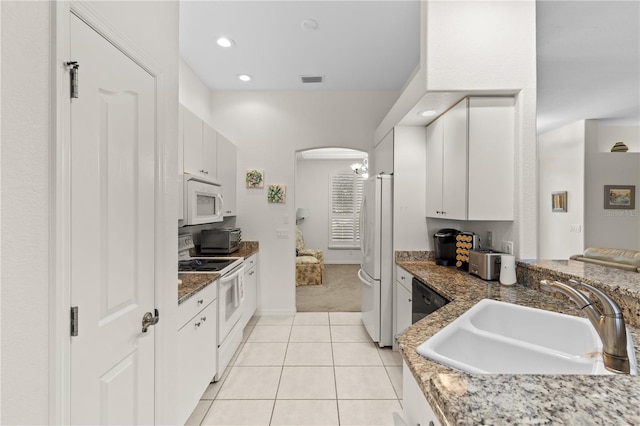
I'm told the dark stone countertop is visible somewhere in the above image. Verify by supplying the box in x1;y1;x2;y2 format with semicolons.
396;259;640;425
178;241;259;304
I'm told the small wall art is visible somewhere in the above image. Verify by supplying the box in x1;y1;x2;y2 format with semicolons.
246;169;264;188
551;191;568;212
604;185;636;209
267;184;286;203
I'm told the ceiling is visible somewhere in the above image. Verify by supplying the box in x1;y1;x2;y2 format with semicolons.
180;1;640;133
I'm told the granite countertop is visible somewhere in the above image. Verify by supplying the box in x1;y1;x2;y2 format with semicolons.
396;260;640;425
179;241;260;304
178;273;219;304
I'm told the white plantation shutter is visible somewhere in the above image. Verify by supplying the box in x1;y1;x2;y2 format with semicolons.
329;173;364;248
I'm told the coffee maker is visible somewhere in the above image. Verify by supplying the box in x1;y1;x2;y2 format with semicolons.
433;228;459;266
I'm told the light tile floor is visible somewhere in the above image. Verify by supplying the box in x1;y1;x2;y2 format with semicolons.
186;312;403;426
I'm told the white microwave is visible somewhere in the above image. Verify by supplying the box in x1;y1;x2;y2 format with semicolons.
183;174;224;225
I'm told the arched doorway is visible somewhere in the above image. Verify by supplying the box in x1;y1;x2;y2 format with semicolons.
294;148;368;312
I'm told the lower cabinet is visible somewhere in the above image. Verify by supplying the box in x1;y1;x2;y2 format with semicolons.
176;293;218;424
394;266;413;342
402;360;441;426
241;253;258;329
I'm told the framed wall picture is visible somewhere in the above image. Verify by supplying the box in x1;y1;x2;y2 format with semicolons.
267;184;286;203
551;191;567;212
246;169;264;188
604;185;636;209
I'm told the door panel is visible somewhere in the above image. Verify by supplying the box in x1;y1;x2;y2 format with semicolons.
70;13;156;425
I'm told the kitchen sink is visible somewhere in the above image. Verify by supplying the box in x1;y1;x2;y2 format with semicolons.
416;299;637;375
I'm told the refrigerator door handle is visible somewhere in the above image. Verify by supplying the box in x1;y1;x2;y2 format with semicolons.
359;194;369;256
358;268;373;288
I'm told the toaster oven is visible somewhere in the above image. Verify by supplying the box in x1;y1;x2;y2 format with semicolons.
200;228;241;254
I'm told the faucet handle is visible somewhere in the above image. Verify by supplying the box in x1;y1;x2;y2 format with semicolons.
569;279;623;318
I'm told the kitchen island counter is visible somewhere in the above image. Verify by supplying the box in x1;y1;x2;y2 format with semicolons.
397;260;640;425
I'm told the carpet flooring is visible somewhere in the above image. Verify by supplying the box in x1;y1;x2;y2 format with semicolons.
296;264;361;312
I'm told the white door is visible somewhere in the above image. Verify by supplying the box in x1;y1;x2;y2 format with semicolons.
69;13;156;425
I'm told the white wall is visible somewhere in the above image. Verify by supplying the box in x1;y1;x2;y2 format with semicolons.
585;120;640;250
393;126;429;251
1;2;179;424
296;158;364;264
209;91;398;314
538;121;585;259
1;3;51;423
179;58;213;126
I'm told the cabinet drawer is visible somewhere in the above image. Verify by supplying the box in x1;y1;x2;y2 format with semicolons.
177;280;218;329
396;266;413;293
245;253;257;270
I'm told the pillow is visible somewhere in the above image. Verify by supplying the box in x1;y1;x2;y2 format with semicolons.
583;247;640;268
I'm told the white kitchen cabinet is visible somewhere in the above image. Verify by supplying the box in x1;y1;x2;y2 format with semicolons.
425;97;514;221
394;266;413;342
241;253;258;329
181;104;217;179
425;99;468;220
402;360;442;426
176;296;218;425
217;132;237;216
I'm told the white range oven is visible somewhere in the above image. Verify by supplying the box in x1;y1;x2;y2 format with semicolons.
178;234;245;381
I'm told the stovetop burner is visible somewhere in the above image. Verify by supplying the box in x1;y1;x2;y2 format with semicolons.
178;258;236;272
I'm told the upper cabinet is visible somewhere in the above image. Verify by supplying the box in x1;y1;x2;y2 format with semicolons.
180;104;238;216
216;133;237;217
426;97;514;221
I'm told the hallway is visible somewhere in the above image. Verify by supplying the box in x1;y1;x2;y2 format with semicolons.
186;312;402;425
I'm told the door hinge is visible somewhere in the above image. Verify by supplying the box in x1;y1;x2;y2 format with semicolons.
71;306;78;337
65;61;79;99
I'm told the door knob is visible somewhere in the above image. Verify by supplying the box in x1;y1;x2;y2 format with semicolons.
141;309;159;333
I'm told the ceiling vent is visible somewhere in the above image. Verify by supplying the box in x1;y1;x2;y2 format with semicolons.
301;75;324;84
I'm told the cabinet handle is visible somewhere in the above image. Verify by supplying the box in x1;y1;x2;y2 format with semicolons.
195;322;201;327
197;299;204;305
249;271;255;276
401;275;405;280
201;316;207;322
408;298;412;302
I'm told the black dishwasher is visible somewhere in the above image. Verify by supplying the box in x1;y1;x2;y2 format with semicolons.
412;277;450;323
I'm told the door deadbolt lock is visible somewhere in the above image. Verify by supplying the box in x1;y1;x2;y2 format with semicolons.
141;309;159;333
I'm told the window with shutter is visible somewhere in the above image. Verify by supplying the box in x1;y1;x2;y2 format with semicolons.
329;173;364;249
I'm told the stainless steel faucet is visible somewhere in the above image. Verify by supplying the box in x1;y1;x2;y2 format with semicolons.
540;279;630;374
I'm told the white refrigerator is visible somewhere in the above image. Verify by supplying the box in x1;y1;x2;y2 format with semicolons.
358;174;393;347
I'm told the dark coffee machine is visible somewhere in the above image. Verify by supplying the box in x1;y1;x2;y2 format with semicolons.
433;228;459;266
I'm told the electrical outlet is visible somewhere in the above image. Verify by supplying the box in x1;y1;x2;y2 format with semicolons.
487;231;493;248
504;241;514;255
276;229;289;239
569;224;582;233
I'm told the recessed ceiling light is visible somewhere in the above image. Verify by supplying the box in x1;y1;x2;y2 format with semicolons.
237;74;252;82
301;19;319;30
216;37;235;48
418;110;437;117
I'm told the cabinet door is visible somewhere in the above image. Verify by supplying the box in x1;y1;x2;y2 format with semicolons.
395;282;412;338
467;97;515;220
183;106;204;176
242;257;258;329
441;98;468;220
402;361;441;426
217;133;237;216
425;116;444;218
202;124;217;179
176;301;218;425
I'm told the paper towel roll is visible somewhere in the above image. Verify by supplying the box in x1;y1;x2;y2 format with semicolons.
499;254;517;285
